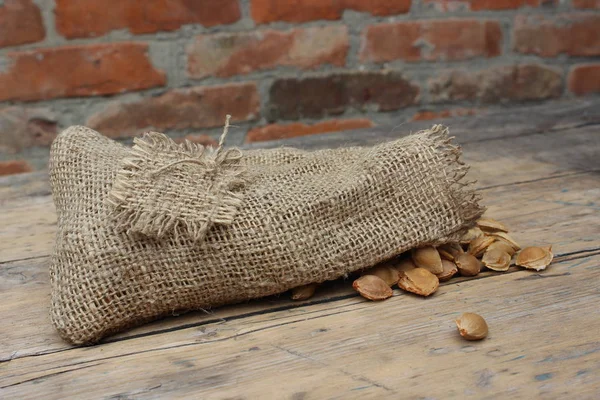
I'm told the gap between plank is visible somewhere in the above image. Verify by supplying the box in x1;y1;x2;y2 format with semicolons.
477;169;600;191
460;121;600;146
0;254;48;266
3;247;598;366
75;246;600;343
0;305;368;387
3;251;599;388
1;362;104;389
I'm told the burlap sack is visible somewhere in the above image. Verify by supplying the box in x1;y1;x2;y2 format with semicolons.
49;124;483;344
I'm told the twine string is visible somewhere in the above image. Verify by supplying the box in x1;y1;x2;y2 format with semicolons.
151;115;232;176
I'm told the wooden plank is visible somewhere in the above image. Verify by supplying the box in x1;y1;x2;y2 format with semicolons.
0;199;56;263
459;125;599;189
245;98;600;151
1;172;598;361
2;253;598;399
479;172;600;251
0;125;597;264
0;258;62;360
0;171;50;204
1;101;599;398
0;102;600;398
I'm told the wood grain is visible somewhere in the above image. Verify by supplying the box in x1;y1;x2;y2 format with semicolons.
1;169;598;363
1;100;599;399
246;98;600;151
2;254;598;398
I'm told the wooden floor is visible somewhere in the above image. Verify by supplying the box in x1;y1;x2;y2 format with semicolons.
1;100;599;399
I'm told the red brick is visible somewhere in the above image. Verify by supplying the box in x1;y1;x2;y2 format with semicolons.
55;0;241;38
251;0;411;24
411;108;479;121
573;0;600;8
0;43;165;102
0;0;45;48
0;160;32;176
245;118;374;143
187;26;348;79
360;19;501;63
423;0;541;11
87;83;260;138
429;64;563;103
0;107;57;153
344;0;412;15
267;71;419;121
568;64;600;96
514;14;600;57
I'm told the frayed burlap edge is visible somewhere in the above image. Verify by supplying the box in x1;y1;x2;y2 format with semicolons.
417;124;484;244
106;117;249;241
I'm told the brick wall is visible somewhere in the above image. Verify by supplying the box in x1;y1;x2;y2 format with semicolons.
1;0;599;175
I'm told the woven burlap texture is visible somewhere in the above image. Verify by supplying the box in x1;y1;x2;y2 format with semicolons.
49;125;483;344
107;131;249;242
